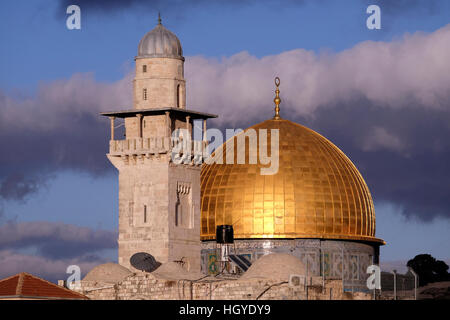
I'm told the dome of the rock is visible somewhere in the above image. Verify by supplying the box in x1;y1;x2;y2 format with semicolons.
200;118;383;244
137;16;183;60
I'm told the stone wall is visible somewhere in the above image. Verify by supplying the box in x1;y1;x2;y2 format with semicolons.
108;107;202;273
134;57;185;110
75;273;370;300
202;239;376;291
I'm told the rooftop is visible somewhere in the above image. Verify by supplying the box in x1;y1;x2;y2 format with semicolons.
83;263;132;284
0;272;88;300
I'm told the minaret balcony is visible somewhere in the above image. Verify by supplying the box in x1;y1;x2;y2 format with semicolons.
109;137;171;156
108;137;208;161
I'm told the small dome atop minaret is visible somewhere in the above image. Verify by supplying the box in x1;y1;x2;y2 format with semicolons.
137;14;183;60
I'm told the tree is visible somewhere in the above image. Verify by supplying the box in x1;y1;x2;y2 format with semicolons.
407;254;450;286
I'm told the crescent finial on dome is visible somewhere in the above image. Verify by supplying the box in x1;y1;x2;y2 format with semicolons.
273;77;282;120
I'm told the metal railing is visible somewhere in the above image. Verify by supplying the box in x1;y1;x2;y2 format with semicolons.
109;137;207;159
380;268;418;300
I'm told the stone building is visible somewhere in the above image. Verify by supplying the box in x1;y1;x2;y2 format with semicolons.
75;254;370;300
200;114;385;290
78;16;385;299
101;16;216;272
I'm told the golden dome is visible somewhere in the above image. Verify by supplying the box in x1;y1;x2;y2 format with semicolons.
200;118;384;244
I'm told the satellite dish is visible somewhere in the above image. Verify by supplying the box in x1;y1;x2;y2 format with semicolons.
130;252;161;272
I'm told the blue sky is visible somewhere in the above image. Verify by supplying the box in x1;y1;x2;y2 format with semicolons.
1;0;450;281
2;0;450;90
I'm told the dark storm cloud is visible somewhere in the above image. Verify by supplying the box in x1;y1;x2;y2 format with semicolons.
57;0;444;16
60;0;146;12
0;221;117;283
0;72;132;202
365;0;441;15
0;249;112;283
57;0;306;14
185;24;450;221
0;173;48;202
207;100;450;222
207;95;450;222
0;221;117;259
290;101;450;221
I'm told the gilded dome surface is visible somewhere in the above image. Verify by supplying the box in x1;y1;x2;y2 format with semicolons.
137;19;183;60
200;118;384;244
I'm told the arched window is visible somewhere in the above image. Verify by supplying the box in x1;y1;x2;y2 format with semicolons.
143;65;147;73
177;85;181;108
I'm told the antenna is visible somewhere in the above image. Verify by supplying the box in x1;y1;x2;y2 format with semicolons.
130;252;161;272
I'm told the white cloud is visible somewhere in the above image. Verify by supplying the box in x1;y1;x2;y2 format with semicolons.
2;24;450;135
0;221;117;259
185;24;450;125
0;221;117;283
0;72;133;131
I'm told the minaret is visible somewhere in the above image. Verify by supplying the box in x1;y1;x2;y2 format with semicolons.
133;14;186;110
102;16;216;272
